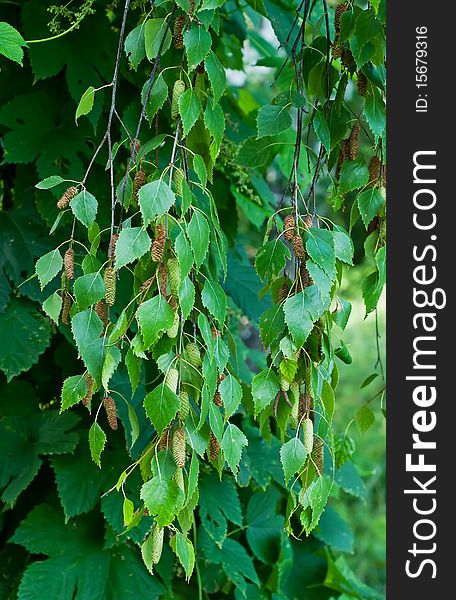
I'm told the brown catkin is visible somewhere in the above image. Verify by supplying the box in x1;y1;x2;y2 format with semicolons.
312;438;324;475
278;283;290;304
348;122;360;160
171;80;186;119
64;248;75;280
332;40;343;61
179;390;190;421
369;155;381;184
95;300;107;327
57;186;78;209
159;264;167;297
298;392;313;421
357;71;368;97
150;524;164;565
209;431;220;461
334;3;347;33
283;214;295;241
173;15;185;49
104;267;116;306
103;396;118;430
213;390;223;407
195;62;205;74
133;169;146;199
291;235;306;260
158;426;170;450
303;214;313;230
211;327;220;339
61;292;72;325
172;427;186;468
82;373;93;406
296;261;312;292
335;139;349;179
130;138;141;159
189;0;195;18
151;223;166;262
109;233;119;260
341;48;355;70
186;342;202;368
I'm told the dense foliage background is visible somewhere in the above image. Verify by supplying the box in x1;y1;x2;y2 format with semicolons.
0;1;385;598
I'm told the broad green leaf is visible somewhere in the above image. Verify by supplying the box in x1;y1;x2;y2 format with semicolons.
193;154;207;188
144;383;180;433
144;18;172;60
255;240;291;282
74;272;105;310
321;380;335;423
204;98;225;157
205;50;226;102
221;424;248;477
101;346;121;389
333;227;354;265
35;175;65;190
187;211;210;267
219;374;242;420
201;278;227;325
280;438;307;485
175;533;195;581
0;21;27;65
136;295;174;348
175;230;194;278
36;249;63;290
60;374;87;412
42;291;62;324
259;305;286;348
138;179;175;224
257;104;292;138
306;228;336;280
365;86;386;138
339;159;369;194
178;276;195;321
333;297;352;331
124;23;146;69
283;292;315;348
142;74;168;122
75;86;96;123
313;109;331;154
108;309;129;344
184;24;212;69
71;309;105;384
251;369;280;416
237;136;274;168
199;473;242;544
115;227;151;270
140;475;184;526
355;405;375;434
71;189;97;228
357;187;385;228
88;422;106;467
178;89;201;137
246;490;284;564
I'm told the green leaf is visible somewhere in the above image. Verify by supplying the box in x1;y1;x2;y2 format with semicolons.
70;189;98;228
184;24;212;70
102;346;121;389
204;98;225;157
246;490;284;564
140;475;184;527
179;89;202;137
139;179;175;224
144;383;180;433
255;240;291;282
193;154;207;188
283;292;315;348
321;380;335;423
142;74;168;121
136;295;174;348
357;187;385;228
199;473;242;544
35;175;65;190
175;533;195;581
221;424;248;477
187;211;210;267
355;405;375;434
306;228;336;280
339;159;369;194
179;276;195;321
259;305;286;348
280;438;307;484
0;299;52;381
74;272;105;311
333;227;354;265
42;291;63;324
237;136;274;168
124;23;146;69
71;308;105;384
0;22;27;65
75;86;96;123
219;374;242;420
144;18;172;60
257;104;292;138
313;109;331;154
201;278;227;325
61;374;87;412
88;422;106;467
175;231;194;279
365;86;386;138
205;51;226;102
251;369;280;416
315;506;354;554
333;297;352;331
36;248;63;290
115;227;151;270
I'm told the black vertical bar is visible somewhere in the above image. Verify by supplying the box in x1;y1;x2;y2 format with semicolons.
388;1;452;596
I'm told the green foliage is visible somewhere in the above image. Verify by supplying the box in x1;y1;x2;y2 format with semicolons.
0;0;386;597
